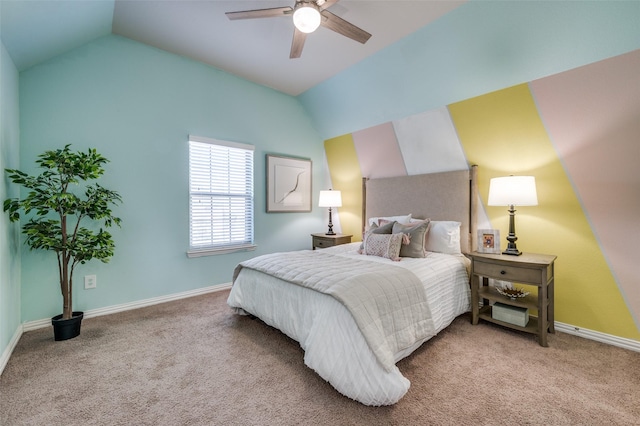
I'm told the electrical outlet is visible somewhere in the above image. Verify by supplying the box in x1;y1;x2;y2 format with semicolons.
84;275;97;289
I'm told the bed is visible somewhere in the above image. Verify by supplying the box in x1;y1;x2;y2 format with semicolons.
227;166;478;406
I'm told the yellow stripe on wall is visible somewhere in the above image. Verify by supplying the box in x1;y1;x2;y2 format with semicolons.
449;84;639;339
324;134;363;241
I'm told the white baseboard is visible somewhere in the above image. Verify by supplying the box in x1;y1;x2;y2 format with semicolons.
1;283;232;376
22;283;232;332
0;325;23;376
555;322;640;353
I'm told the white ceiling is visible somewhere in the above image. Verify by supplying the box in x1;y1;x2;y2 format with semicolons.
1;1;465;96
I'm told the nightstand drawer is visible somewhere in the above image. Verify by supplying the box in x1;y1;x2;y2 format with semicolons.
311;233;352;250
473;260;540;284
314;238;333;249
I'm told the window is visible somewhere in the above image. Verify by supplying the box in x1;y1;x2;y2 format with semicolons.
188;135;255;257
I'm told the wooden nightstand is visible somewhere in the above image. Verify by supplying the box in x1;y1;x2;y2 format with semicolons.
311;233;352;250
469;251;557;347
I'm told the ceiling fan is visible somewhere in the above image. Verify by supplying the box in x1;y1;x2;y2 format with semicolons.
226;0;372;59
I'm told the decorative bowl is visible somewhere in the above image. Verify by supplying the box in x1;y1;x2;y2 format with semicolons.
496;287;529;300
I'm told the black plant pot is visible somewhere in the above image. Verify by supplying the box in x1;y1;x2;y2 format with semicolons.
51;311;84;341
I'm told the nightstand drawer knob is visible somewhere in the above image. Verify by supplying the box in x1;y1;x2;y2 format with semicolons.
500;270;506;275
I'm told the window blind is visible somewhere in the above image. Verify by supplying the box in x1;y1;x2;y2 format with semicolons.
188;135;254;255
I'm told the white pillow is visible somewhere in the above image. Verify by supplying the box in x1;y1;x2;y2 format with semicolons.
424;221;461;254
368;214;412;227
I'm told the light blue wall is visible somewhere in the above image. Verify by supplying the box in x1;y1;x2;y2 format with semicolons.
299;0;640;139
18;35;324;322
1;42;21;358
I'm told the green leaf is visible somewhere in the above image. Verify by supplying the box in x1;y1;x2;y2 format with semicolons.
3;145;122;313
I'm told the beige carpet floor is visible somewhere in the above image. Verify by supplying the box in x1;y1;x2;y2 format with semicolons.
1;289;639;425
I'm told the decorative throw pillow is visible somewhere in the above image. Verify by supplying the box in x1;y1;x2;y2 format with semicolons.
367;214;412;227
425;221;461;254
392;219;431;258
371;220;396;234
359;220;396;252
363;232;403;261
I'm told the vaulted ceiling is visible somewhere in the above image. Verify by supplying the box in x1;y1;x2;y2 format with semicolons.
1;1;466;96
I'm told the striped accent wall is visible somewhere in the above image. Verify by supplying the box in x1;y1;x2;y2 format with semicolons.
323;49;640;341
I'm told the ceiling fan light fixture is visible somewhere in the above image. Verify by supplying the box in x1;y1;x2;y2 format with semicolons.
293;4;321;33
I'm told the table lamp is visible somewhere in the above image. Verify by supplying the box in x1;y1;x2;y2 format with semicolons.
488;176;538;255
318;189;342;235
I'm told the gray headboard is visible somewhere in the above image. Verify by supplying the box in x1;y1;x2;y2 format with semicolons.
362;165;478;254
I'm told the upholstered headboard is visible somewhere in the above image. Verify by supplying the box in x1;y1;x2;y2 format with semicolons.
362;166;478;254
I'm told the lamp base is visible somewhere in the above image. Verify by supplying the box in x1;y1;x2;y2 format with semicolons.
502;247;522;256
503;205;522;255
325;207;336;236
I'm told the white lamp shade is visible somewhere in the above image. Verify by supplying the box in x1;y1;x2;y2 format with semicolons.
293;5;321;33
318;190;342;208
488;176;538;206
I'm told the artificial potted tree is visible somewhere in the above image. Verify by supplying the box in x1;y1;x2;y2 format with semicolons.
4;145;121;341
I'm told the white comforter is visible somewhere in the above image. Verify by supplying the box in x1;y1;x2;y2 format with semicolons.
227;243;471;406
233;249;434;372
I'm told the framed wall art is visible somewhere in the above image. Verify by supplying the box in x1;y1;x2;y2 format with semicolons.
477;229;501;254
266;154;312;212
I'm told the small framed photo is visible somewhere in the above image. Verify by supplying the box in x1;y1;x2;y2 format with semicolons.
266;154;312;212
478;229;501;254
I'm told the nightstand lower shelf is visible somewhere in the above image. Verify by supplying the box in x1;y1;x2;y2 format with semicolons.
478;305;539;334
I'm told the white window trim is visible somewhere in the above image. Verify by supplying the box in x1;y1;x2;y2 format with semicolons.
187;244;256;258
187;134;255;257
189;134;254;152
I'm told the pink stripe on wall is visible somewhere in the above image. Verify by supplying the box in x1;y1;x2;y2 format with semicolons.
352;122;407;179
531;49;640;327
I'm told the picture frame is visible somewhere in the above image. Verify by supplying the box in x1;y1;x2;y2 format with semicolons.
266;154;312;213
477;229;501;254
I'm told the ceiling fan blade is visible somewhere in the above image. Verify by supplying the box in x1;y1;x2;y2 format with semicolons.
226;7;292;20
290;28;307;59
320;10;371;44
318;0;339;11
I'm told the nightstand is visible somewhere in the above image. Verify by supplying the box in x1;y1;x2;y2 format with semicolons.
311;233;352;250
469;251;557;347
